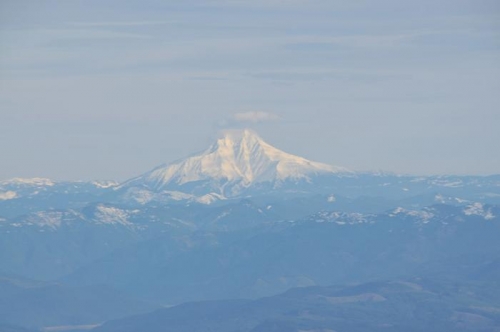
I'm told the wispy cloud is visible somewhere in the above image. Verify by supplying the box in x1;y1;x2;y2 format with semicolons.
202;0;335;9
69;21;175;27
284;30;446;49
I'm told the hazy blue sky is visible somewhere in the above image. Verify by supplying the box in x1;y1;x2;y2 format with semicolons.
1;0;499;181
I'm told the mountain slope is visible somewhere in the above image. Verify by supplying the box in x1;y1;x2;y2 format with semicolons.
119;129;349;198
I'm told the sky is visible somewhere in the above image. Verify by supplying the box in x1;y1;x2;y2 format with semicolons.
0;0;499;181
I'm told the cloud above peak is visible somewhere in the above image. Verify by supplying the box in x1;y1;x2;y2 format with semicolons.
231;111;281;124
215;111;282;130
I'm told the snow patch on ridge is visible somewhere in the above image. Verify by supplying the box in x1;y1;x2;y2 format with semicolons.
390;207;435;223
92;180;119;189
0;191;17;200
196;193;226;205
464;203;495;220
1;178;54;187
309;211;371;225
123;188;155;204
24;211;81;229
94;205;133;226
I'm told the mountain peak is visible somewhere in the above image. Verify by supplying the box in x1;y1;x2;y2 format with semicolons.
120;129;349;197
208;129;264;154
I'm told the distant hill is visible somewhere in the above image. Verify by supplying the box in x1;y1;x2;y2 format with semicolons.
94;278;500;332
65;204;500;304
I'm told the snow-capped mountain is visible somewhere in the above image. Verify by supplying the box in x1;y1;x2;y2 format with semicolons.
119;129;349;199
0;178;119;218
0;177;118;200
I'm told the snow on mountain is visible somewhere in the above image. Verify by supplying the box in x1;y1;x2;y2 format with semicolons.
0;177;121;196
122;188;226;205
1;205;137;230
0;178;55;187
94;205;134;226
195;193;226;205
307;211;373;225
389;207;436;224
92;180;119;189
23;210;83;229
464;202;495;220
120;129;349;197
0;191;17;201
0;178;56;201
